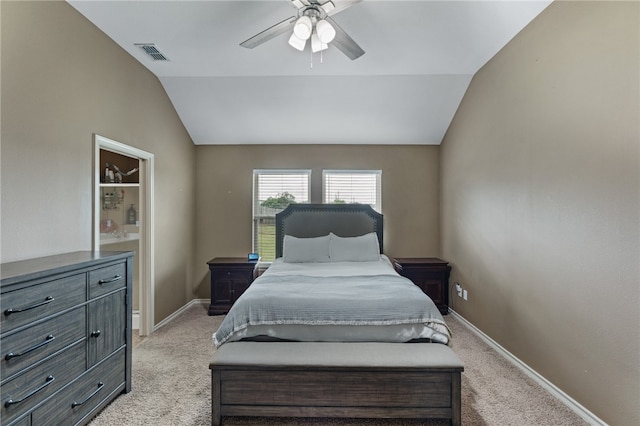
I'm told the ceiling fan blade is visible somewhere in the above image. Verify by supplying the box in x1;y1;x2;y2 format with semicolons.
326;0;362;17
320;1;335;14
326;16;364;60
240;16;297;49
291;0;311;8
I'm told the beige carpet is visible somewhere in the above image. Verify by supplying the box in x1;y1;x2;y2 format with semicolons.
89;304;588;426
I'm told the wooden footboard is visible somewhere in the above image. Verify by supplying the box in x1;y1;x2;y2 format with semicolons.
210;342;463;426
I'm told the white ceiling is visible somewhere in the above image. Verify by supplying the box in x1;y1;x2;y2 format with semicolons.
67;0;552;145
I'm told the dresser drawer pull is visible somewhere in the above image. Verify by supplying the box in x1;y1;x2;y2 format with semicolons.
4;296;55;317
90;330;101;338
98;275;123;285
71;382;104;408
4;375;55;407
5;335;56;360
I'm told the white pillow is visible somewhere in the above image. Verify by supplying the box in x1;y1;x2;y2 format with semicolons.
282;234;331;263
329;232;380;262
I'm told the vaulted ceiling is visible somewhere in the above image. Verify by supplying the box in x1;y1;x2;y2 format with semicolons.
68;0;552;145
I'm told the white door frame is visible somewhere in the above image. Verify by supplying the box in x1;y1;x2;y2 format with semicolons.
93;134;155;336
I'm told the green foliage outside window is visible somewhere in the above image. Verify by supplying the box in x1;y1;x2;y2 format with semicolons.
260;192;297;209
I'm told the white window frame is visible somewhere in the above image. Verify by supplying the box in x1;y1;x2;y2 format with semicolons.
322;170;382;212
252;169;311;261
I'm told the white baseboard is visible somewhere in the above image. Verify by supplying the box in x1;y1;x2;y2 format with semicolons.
152;298;208;333
132;310;140;330
449;310;607;426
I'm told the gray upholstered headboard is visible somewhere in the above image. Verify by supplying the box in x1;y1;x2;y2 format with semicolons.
275;204;384;258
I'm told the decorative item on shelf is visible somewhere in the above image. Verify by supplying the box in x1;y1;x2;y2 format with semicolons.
127;204;137;224
104;165;114;183
102;189;124;210
100;218;118;234
103;162;139;183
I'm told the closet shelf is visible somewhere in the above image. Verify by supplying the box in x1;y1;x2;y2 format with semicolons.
100;233;139;246
99;183;139;187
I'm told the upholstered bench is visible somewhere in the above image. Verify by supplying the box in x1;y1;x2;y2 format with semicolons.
210;342;464;426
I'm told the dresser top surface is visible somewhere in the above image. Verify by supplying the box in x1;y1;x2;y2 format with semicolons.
1;251;134;285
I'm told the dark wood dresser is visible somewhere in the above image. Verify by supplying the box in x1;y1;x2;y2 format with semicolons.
0;251;133;426
207;258;258;315
393;257;452;315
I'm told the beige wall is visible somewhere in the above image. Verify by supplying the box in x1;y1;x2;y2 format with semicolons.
5;1;637;422
440;1;639;424
1;1;197;324
194;144;441;297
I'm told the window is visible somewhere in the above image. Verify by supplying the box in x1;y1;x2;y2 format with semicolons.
323;170;382;212
253;170;311;261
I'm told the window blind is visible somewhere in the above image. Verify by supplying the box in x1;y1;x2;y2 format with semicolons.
253;170;311;261
323;170;382;212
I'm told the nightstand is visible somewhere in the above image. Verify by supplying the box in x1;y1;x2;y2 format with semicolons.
207;257;258;315
393;258;451;315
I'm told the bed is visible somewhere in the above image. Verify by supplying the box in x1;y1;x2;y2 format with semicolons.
210;204;463;425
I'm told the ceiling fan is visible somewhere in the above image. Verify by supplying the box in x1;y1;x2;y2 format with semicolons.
240;0;365;60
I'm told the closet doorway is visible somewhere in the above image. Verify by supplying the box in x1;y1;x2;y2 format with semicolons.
93;134;154;337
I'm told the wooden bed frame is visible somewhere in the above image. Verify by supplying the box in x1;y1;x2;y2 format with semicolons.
210;204;463;425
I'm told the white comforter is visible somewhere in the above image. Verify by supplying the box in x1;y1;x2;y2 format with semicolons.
212;256;451;347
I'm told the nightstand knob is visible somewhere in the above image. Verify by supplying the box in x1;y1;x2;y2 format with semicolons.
226;272;231;276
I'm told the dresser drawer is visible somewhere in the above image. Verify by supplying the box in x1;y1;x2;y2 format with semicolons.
1;342;85;424
32;348;126;426
1;274;86;334
5;414;29;426
88;263;126;299
1;307;86;382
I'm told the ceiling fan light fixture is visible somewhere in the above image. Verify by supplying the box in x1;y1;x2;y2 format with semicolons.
293;16;313;40
311;33;328;53
316;19;336;44
288;32;307;51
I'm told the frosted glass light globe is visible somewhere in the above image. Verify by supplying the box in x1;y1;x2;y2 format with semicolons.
293;16;313;40
316;19;336;43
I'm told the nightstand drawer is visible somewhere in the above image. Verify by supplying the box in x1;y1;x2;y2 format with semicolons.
212;269;253;281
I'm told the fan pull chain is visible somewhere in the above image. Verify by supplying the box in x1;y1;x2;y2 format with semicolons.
308;50;324;69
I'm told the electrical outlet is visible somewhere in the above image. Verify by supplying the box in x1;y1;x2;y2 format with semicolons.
463;289;468;300
455;282;462;298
